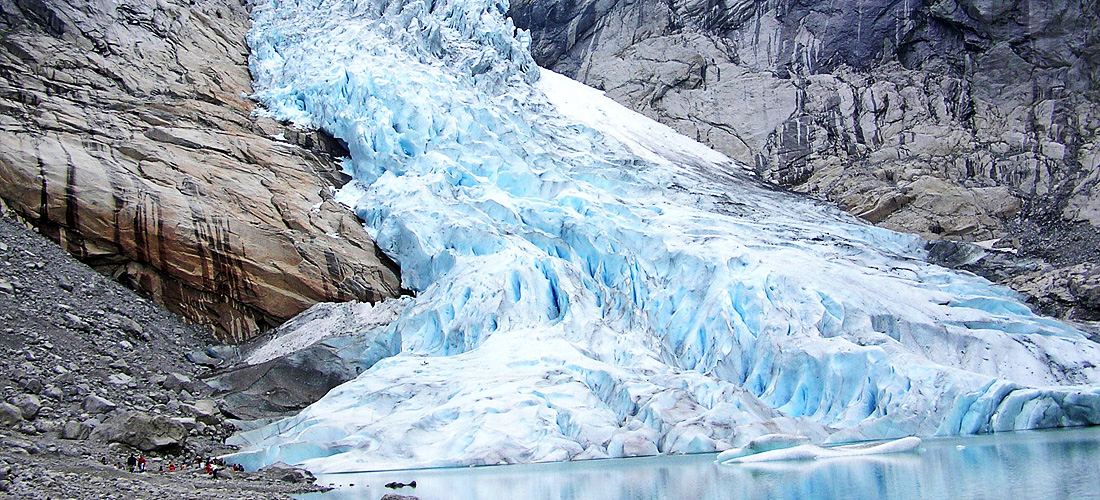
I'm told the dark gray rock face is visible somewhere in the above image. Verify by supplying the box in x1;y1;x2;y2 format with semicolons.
510;0;1100;323
208;346;362;420
206;301;406;420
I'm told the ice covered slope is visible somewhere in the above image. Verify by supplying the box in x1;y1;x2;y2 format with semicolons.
229;0;1100;472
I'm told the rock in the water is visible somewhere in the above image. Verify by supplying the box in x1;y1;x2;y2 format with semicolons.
90;411;187;451
259;462;315;483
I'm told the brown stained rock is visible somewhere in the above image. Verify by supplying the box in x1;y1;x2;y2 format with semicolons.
0;0;401;342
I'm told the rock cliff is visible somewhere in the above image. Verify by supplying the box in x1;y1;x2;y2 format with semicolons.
510;0;1100;325
0;0;402;341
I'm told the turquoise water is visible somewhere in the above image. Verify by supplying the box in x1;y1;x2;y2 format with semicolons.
298;427;1100;500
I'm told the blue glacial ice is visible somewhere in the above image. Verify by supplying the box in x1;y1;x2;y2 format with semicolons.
227;0;1100;472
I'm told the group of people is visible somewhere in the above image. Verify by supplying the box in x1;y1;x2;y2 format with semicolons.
103;454;245;475
200;457;244;476
102;455;148;472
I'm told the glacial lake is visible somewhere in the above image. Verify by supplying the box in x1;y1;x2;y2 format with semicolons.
298;426;1100;500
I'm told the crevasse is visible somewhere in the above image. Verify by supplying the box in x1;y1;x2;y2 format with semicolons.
227;0;1100;472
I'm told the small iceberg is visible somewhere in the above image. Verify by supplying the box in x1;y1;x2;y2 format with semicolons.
721;436;923;464
716;434;812;462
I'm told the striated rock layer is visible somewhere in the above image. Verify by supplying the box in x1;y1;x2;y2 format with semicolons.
509;0;1100;325
0;0;402;341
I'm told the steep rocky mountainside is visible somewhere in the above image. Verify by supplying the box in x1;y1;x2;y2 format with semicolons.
0;213;326;499
510;0;1100;323
0;0;402;342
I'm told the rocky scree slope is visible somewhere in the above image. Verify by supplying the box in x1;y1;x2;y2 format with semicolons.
0;213;327;499
509;0;1100;325
0;0;402;342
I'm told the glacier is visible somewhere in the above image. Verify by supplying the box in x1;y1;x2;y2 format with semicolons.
226;0;1100;472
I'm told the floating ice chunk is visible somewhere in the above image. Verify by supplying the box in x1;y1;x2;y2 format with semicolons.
725;437;923;463
716;434;812;462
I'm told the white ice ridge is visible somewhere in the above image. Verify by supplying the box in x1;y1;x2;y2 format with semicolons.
229;0;1100;472
721;436;924;464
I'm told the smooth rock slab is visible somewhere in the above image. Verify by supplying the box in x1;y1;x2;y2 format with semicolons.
81;395;117;415
90;410;187;451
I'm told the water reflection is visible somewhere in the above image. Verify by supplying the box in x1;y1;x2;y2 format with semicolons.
299;427;1100;500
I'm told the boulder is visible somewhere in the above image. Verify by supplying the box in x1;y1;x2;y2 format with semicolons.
160;373;193;393
10;395;40;420
0;404;22;427
41;385;63;401
90;411;187;451
259;462;315;483
210;346;360;420
82;395;117;415
21;378;43;395
169;417;207;434
107;373;133;386
60;420;96;440
186;399;221;425
1;437;41;454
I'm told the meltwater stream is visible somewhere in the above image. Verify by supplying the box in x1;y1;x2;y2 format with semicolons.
229;0;1100;473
